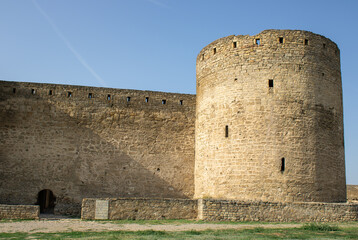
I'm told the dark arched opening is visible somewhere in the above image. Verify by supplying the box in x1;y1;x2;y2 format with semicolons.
37;189;56;213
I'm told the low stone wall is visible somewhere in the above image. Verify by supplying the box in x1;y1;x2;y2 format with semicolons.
347;185;358;202
81;198;358;222
198;199;358;222
81;198;197;220
0;204;39;220
55;202;81;217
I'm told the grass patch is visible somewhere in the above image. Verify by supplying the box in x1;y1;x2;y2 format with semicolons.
183;230;203;235
0;232;29;239
302;222;340;231
1;226;358;239
251;227;265;232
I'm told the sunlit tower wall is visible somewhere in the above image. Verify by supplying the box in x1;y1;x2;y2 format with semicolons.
194;30;346;202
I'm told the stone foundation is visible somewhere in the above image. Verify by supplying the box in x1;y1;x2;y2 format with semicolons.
0;204;39;220
81;198;197;220
55;202;81;216
198;199;358;222
81;198;358;222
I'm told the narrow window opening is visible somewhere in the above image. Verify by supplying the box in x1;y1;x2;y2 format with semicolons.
225;125;229;138
31;89;36;95
68;91;72;97
145;97;149;103
279;37;284;43
126;96;130;102
88;93;92;99
323;43;326;49
304;39;308;45
201;54;204;61
281;158;285;172
322;73;325;76
49;90;53;95
157;168;160;172
179;100;183;105
107;94;111;100
233;42;237;48
234;78;238;81
269;79;274;88
213;48;216;54
162;99;166;104
13;88;16;93
335;50;338;55
255;38;260;45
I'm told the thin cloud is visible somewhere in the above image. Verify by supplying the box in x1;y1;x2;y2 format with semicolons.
145;0;171;8
32;0;107;87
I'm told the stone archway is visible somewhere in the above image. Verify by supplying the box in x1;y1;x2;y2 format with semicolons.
37;189;56;213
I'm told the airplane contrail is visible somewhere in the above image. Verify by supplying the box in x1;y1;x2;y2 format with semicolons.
32;0;108;87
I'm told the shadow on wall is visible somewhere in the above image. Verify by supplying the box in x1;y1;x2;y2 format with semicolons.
0;85;193;215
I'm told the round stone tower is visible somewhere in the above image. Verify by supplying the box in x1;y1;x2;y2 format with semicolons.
194;30;346;203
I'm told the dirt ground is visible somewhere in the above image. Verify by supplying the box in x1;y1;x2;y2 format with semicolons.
1;216;357;233
0;219;299;233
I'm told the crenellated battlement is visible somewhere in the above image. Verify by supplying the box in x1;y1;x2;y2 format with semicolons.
197;30;340;63
0;81;195;110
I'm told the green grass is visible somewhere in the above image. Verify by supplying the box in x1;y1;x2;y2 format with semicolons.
302;222;340;231
1;225;358;239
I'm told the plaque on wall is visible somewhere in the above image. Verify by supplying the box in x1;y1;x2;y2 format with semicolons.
95;200;109;220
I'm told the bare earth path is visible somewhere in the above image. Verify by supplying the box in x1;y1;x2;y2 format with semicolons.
0;219;305;233
1;215;357;233
2;220;357;233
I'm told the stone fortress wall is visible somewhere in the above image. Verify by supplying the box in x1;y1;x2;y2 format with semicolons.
0;29;356;221
347;185;358;202
0;81;196;215
195;30;346;203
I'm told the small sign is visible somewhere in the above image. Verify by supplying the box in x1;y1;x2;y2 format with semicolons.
95;200;109;220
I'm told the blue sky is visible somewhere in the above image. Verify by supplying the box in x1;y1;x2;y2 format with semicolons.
0;0;357;184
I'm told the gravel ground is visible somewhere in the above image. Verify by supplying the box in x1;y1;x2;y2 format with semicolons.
0;219;301;233
1;217;356;233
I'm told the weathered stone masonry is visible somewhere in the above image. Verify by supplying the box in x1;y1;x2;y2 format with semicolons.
348;185;358;202
0;81;195;215
195;30;345;203
81;198;197;220
80;198;358;222
0;29;357;221
198;199;358;222
0;204;39;220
